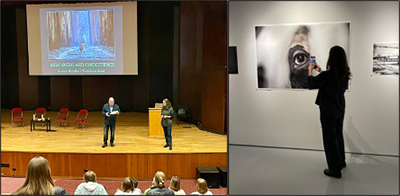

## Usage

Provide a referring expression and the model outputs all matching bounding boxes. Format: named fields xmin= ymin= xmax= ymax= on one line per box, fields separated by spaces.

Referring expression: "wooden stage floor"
xmin=1 ymin=109 xmax=227 ymax=179
xmin=1 ymin=109 xmax=227 ymax=153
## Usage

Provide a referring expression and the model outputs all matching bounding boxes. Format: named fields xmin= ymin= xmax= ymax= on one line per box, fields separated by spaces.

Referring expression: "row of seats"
xmin=11 ymin=108 xmax=89 ymax=129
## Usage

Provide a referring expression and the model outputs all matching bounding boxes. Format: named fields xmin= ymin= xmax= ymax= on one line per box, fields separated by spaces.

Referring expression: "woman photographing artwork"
xmin=308 ymin=45 xmax=351 ymax=179
xmin=161 ymin=98 xmax=174 ymax=150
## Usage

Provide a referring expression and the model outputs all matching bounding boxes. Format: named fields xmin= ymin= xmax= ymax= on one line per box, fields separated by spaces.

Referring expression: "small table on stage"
xmin=30 ymin=119 xmax=51 ymax=132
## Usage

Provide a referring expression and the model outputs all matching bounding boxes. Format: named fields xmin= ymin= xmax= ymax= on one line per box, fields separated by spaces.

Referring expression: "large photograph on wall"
xmin=372 ymin=42 xmax=399 ymax=76
xmin=255 ymin=22 xmax=350 ymax=89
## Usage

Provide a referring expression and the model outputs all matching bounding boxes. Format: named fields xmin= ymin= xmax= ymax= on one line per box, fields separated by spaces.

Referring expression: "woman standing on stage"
xmin=161 ymin=98 xmax=174 ymax=150
xmin=308 ymin=45 xmax=351 ymax=179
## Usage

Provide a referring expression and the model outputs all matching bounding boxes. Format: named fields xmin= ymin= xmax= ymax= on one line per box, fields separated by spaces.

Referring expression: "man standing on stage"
xmin=102 ymin=97 xmax=120 ymax=148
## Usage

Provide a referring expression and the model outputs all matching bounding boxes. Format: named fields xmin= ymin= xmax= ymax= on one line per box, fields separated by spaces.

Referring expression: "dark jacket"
xmin=55 ymin=186 xmax=69 ymax=195
xmin=308 ymin=70 xmax=348 ymax=117
xmin=146 ymin=186 xmax=175 ymax=195
xmin=161 ymin=107 xmax=174 ymax=127
xmin=102 ymin=103 xmax=120 ymax=125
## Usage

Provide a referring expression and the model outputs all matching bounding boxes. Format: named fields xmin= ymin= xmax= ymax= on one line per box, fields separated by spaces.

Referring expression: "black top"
xmin=308 ymin=70 xmax=348 ymax=117
xmin=55 ymin=186 xmax=69 ymax=195
xmin=102 ymin=103 xmax=120 ymax=125
xmin=146 ymin=186 xmax=175 ymax=195
xmin=161 ymin=107 xmax=174 ymax=127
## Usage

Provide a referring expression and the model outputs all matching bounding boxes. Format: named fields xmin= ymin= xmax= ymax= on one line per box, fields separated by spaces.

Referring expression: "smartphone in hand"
xmin=310 ymin=56 xmax=316 ymax=67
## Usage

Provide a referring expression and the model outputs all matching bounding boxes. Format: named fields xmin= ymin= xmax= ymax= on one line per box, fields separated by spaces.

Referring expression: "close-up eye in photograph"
xmin=287 ymin=25 xmax=310 ymax=88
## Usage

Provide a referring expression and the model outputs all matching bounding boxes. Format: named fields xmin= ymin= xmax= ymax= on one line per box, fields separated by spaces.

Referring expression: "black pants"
xmin=162 ymin=126 xmax=172 ymax=146
xmin=320 ymin=112 xmax=345 ymax=172
xmin=104 ymin=124 xmax=115 ymax=144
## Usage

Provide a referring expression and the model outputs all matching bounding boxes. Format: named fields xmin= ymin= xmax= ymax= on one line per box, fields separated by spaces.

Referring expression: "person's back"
xmin=146 ymin=186 xmax=175 ymax=195
xmin=74 ymin=181 xmax=108 ymax=195
xmin=190 ymin=190 xmax=213 ymax=195
xmin=170 ymin=188 xmax=185 ymax=195
xmin=115 ymin=177 xmax=141 ymax=195
xmin=55 ymin=186 xmax=69 ymax=195
xmin=308 ymin=45 xmax=351 ymax=178
xmin=133 ymin=188 xmax=141 ymax=195
xmin=115 ymin=189 xmax=141 ymax=195
xmin=74 ymin=170 xmax=108 ymax=195
xmin=12 ymin=156 xmax=69 ymax=195
xmin=312 ymin=70 xmax=348 ymax=117
xmin=190 ymin=178 xmax=213 ymax=195
xmin=308 ymin=45 xmax=350 ymax=118
xmin=169 ymin=176 xmax=185 ymax=195
xmin=146 ymin=171 xmax=174 ymax=195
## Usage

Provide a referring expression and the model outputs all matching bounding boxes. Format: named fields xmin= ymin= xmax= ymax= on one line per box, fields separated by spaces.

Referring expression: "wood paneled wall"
xmin=201 ymin=2 xmax=227 ymax=133
xmin=179 ymin=2 xmax=227 ymax=133
xmin=1 ymin=152 xmax=227 ymax=180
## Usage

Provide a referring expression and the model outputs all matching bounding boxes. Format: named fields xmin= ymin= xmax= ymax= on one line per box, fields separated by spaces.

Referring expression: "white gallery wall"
xmin=229 ymin=1 xmax=399 ymax=155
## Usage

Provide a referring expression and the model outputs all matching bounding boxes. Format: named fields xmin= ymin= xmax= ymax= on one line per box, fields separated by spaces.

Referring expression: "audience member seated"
xmin=191 ymin=178 xmax=213 ymax=195
xmin=168 ymin=176 xmax=186 ymax=195
xmin=114 ymin=177 xmax=141 ymax=195
xmin=74 ymin=170 xmax=108 ymax=195
xmin=146 ymin=171 xmax=175 ymax=195
xmin=12 ymin=156 xmax=68 ymax=195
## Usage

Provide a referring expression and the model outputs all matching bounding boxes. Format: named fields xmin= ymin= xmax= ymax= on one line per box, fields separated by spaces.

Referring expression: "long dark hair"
xmin=162 ymin=98 xmax=172 ymax=110
xmin=326 ymin=46 xmax=351 ymax=80
xmin=122 ymin=177 xmax=134 ymax=192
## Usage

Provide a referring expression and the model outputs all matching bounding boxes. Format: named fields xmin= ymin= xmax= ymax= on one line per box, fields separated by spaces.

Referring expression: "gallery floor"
xmin=229 ymin=145 xmax=399 ymax=195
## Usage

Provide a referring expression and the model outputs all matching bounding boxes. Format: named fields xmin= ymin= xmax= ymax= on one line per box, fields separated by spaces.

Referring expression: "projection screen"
xmin=26 ymin=2 xmax=137 ymax=75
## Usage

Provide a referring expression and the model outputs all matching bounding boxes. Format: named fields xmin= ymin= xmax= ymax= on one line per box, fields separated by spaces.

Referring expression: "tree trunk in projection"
xmin=103 ymin=10 xmax=114 ymax=47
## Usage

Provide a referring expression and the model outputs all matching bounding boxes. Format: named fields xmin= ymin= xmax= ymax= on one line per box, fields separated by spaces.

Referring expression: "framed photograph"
xmin=255 ymin=22 xmax=350 ymax=90
xmin=372 ymin=42 xmax=399 ymax=76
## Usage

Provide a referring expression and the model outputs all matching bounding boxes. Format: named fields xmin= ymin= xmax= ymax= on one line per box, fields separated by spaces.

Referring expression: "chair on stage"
xmin=56 ymin=108 xmax=69 ymax=128
xmin=11 ymin=108 xmax=24 ymax=128
xmin=34 ymin=108 xmax=46 ymax=118
xmin=74 ymin=109 xmax=88 ymax=129
xmin=34 ymin=108 xmax=47 ymax=127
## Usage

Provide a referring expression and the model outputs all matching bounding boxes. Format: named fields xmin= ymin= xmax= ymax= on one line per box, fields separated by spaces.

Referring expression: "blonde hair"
xmin=121 ymin=177 xmax=134 ymax=192
xmin=169 ymin=176 xmax=181 ymax=191
xmin=84 ymin=171 xmax=97 ymax=183
xmin=13 ymin=156 xmax=55 ymax=195
xmin=154 ymin=171 xmax=166 ymax=188
xmin=196 ymin=178 xmax=208 ymax=195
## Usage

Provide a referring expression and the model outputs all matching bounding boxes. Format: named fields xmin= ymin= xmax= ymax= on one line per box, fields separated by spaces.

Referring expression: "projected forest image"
xmin=47 ymin=10 xmax=115 ymax=61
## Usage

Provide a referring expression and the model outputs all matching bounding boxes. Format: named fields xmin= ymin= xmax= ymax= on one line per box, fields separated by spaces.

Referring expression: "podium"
xmin=148 ymin=108 xmax=164 ymax=138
